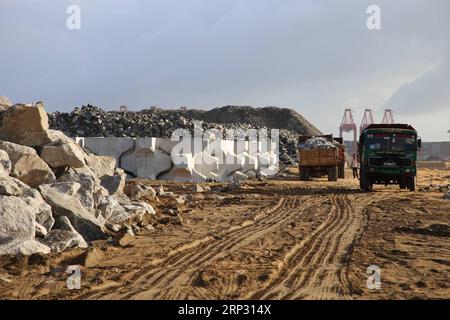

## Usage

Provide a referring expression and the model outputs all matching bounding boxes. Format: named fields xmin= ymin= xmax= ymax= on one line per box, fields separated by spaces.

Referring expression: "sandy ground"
xmin=0 ymin=168 xmax=449 ymax=300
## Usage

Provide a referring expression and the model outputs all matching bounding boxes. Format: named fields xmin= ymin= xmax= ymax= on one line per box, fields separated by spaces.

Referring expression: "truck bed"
xmin=298 ymin=149 xmax=339 ymax=167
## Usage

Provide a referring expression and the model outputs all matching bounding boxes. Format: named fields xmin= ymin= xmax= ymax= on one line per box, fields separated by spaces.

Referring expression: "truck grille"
xmin=369 ymin=156 xmax=412 ymax=167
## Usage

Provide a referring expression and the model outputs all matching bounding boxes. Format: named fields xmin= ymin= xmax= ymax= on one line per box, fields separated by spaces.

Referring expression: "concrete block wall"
xmin=78 ymin=137 xmax=279 ymax=182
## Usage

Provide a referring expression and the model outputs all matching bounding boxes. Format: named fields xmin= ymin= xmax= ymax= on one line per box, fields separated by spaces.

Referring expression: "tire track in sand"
xmin=83 ymin=188 xmax=318 ymax=299
xmin=250 ymin=192 xmax=370 ymax=300
xmin=138 ymin=196 xmax=309 ymax=300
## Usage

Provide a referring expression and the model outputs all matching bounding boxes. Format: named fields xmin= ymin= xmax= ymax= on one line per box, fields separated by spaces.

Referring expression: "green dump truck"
xmin=358 ymin=124 xmax=421 ymax=192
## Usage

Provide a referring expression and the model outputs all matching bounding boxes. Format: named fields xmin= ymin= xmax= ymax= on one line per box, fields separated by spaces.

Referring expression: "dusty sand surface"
xmin=0 ymin=168 xmax=449 ymax=300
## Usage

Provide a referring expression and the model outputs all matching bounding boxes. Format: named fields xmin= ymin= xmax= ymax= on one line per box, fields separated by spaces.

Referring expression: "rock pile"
xmin=48 ymin=105 xmax=321 ymax=166
xmin=0 ymin=100 xmax=158 ymax=256
xmin=419 ymin=184 xmax=450 ymax=193
xmin=298 ymin=136 xmax=339 ymax=150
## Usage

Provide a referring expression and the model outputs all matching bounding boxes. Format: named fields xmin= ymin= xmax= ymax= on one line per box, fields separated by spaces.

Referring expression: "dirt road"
xmin=0 ymin=168 xmax=449 ymax=299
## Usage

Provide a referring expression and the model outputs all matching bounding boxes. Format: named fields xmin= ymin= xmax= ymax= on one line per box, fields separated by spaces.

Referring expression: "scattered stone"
xmin=171 ymin=214 xmax=184 ymax=226
xmin=108 ymin=201 xmax=155 ymax=225
xmin=444 ymin=193 xmax=450 ymax=201
xmin=256 ymin=171 xmax=267 ymax=181
xmin=192 ymin=184 xmax=204 ymax=193
xmin=232 ymin=171 xmax=248 ymax=182
xmin=156 ymin=185 xmax=165 ymax=196
xmin=227 ymin=180 xmax=241 ymax=191
xmin=157 ymin=217 xmax=171 ymax=225
xmin=124 ymin=184 xmax=156 ymax=198
xmin=175 ymin=196 xmax=186 ymax=205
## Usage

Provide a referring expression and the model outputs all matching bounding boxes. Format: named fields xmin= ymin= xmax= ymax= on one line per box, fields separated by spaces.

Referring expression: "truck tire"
xmin=300 ymin=167 xmax=309 ymax=181
xmin=361 ymin=173 xmax=372 ymax=192
xmin=399 ymin=177 xmax=406 ymax=189
xmin=300 ymin=170 xmax=306 ymax=181
xmin=332 ymin=166 xmax=338 ymax=181
xmin=327 ymin=167 xmax=333 ymax=181
xmin=304 ymin=168 xmax=310 ymax=180
xmin=407 ymin=176 xmax=415 ymax=192
xmin=338 ymin=164 xmax=345 ymax=179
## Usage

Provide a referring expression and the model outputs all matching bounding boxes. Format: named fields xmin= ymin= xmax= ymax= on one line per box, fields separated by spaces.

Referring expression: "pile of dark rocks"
xmin=48 ymin=105 xmax=321 ymax=166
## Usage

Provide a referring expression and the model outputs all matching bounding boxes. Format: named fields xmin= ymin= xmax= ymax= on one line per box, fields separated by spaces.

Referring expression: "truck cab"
xmin=358 ymin=124 xmax=421 ymax=192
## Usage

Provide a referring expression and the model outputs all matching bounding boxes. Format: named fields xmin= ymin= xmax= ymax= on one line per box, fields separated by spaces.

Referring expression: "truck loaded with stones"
xmin=297 ymin=135 xmax=346 ymax=181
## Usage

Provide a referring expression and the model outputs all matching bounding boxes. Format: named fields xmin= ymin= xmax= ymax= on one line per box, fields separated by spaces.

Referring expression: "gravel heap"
xmin=48 ymin=105 xmax=322 ymax=166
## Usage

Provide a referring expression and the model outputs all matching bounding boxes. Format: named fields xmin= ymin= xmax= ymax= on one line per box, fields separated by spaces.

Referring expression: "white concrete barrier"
xmin=79 ymin=136 xmax=279 ymax=181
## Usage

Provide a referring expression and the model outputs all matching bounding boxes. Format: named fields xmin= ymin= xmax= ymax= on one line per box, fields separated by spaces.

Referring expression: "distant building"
xmin=119 ymin=105 xmax=129 ymax=112
xmin=419 ymin=142 xmax=450 ymax=161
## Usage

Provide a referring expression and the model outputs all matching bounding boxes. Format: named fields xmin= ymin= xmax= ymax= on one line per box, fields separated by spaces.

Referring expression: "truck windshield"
xmin=391 ymin=134 xmax=417 ymax=151
xmin=366 ymin=134 xmax=390 ymax=150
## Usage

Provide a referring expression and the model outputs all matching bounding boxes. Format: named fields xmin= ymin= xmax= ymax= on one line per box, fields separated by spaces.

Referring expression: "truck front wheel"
xmin=361 ymin=173 xmax=372 ymax=192
xmin=407 ymin=176 xmax=415 ymax=191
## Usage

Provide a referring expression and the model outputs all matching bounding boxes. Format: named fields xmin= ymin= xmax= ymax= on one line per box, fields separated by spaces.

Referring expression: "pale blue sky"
xmin=1 ymin=0 xmax=449 ymax=141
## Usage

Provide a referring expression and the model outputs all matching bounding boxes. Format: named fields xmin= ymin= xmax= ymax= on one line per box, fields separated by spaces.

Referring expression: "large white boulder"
xmin=42 ymin=216 xmax=88 ymax=253
xmin=22 ymin=194 xmax=55 ymax=233
xmin=58 ymin=167 xmax=103 ymax=211
xmin=0 ymin=196 xmax=36 ymax=244
xmin=0 ymin=102 xmax=52 ymax=147
xmin=84 ymin=153 xmax=116 ymax=178
xmin=39 ymin=184 xmax=106 ymax=241
xmin=100 ymin=169 xmax=126 ymax=195
xmin=0 ymin=240 xmax=50 ymax=256
xmin=40 ymin=139 xmax=86 ymax=169
xmin=0 ymin=141 xmax=56 ymax=188
xmin=97 ymin=196 xmax=155 ymax=225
